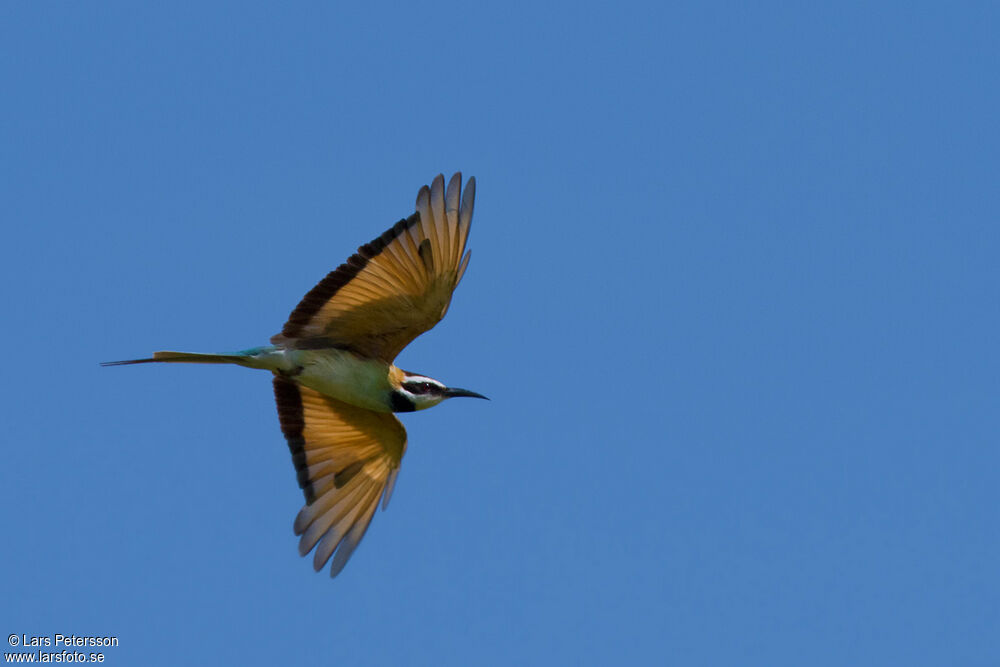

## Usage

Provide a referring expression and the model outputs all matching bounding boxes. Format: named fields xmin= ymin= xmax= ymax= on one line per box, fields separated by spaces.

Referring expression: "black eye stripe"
xmin=404 ymin=381 xmax=436 ymax=394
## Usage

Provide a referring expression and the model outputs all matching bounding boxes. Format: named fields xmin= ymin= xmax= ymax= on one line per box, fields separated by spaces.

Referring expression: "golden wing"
xmin=272 ymin=172 xmax=476 ymax=362
xmin=274 ymin=377 xmax=407 ymax=577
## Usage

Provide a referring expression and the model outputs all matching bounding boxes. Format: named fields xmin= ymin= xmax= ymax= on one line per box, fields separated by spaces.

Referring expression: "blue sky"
xmin=2 ymin=2 xmax=998 ymax=665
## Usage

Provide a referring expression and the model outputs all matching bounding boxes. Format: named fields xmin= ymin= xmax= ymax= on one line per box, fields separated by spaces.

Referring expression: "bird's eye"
xmin=404 ymin=381 xmax=434 ymax=394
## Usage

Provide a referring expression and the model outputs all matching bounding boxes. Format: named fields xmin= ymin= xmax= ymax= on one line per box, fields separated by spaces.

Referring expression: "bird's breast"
xmin=289 ymin=348 xmax=395 ymax=412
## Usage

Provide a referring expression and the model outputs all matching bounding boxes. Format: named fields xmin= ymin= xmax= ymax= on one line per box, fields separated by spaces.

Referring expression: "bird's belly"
xmin=291 ymin=349 xmax=393 ymax=412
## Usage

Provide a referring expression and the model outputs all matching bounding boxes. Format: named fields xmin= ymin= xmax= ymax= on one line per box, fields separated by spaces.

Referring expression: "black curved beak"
xmin=444 ymin=387 xmax=489 ymax=400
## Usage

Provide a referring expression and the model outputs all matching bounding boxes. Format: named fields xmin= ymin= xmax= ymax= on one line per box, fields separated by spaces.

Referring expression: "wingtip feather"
xmin=460 ymin=176 xmax=476 ymax=229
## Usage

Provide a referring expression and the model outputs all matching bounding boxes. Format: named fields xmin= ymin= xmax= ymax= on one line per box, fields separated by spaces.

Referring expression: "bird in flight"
xmin=104 ymin=173 xmax=487 ymax=577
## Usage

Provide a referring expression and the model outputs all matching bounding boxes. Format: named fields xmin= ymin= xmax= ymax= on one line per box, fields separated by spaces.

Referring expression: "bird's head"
xmin=390 ymin=371 xmax=489 ymax=412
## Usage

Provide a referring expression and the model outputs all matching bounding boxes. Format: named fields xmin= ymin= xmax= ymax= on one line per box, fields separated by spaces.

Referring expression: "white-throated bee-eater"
xmin=104 ymin=173 xmax=487 ymax=578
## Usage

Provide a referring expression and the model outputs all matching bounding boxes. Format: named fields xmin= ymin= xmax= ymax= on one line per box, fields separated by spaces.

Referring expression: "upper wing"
xmin=272 ymin=172 xmax=476 ymax=362
xmin=274 ymin=377 xmax=407 ymax=577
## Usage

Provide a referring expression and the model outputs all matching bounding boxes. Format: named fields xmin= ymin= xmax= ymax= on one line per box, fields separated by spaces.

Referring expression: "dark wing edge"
xmin=273 ymin=212 xmax=422 ymax=343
